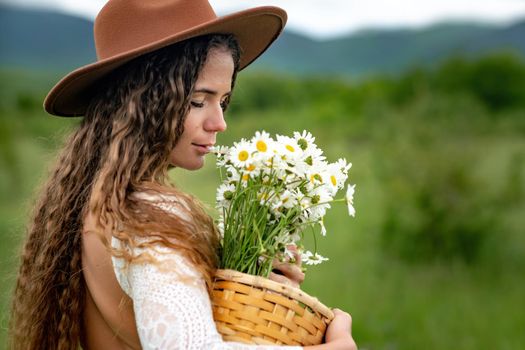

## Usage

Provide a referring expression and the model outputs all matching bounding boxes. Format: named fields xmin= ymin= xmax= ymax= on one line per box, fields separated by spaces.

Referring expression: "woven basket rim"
xmin=214 ymin=268 xmax=335 ymax=320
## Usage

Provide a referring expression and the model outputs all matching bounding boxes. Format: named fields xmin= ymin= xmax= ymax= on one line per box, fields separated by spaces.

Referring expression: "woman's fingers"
xmin=269 ymin=244 xmax=305 ymax=287
xmin=268 ymin=271 xmax=300 ymax=288
xmin=272 ymin=260 xmax=305 ymax=286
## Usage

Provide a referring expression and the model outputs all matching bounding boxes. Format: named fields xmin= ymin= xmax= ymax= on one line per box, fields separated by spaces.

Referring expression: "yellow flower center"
xmin=331 ymin=175 xmax=337 ymax=186
xmin=238 ymin=150 xmax=249 ymax=162
xmin=246 ymin=164 xmax=256 ymax=172
xmin=285 ymin=144 xmax=295 ymax=152
xmin=256 ymin=140 xmax=267 ymax=152
xmin=242 ymin=174 xmax=249 ymax=181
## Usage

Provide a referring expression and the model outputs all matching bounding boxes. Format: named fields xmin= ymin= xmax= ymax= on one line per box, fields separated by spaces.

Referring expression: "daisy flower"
xmin=301 ymin=251 xmax=329 ymax=265
xmin=216 ymin=183 xmax=236 ymax=208
xmin=224 ymin=165 xmax=240 ymax=184
xmin=305 ymin=166 xmax=326 ymax=193
xmin=229 ymin=138 xmax=254 ymax=168
xmin=251 ymin=130 xmax=274 ymax=155
xmin=334 ymin=158 xmax=352 ymax=175
xmin=273 ymin=189 xmax=299 ymax=211
xmin=294 ymin=131 xmax=325 ymax=164
xmin=276 ymin=135 xmax=302 ymax=161
xmin=309 ymin=202 xmax=330 ymax=223
xmin=244 ymin=162 xmax=261 ymax=179
xmin=212 ymin=145 xmax=230 ymax=167
xmin=293 ymin=130 xmax=316 ymax=150
xmin=323 ymin=160 xmax=349 ymax=195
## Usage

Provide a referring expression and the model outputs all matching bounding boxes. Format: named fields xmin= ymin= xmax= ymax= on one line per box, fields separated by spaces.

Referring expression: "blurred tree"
xmin=378 ymin=144 xmax=498 ymax=263
xmin=468 ymin=54 xmax=525 ymax=111
xmin=16 ymin=92 xmax=41 ymax=112
xmin=0 ymin=111 xmax=20 ymax=194
xmin=433 ymin=54 xmax=525 ymax=112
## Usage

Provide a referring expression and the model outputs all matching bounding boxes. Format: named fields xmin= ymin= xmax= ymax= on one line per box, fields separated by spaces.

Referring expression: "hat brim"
xmin=44 ymin=6 xmax=286 ymax=117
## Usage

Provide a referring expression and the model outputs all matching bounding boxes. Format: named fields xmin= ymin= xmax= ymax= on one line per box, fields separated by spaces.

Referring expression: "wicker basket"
xmin=211 ymin=269 xmax=334 ymax=346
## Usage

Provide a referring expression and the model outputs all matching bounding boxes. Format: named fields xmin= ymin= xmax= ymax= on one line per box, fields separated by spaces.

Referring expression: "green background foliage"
xmin=1 ymin=54 xmax=524 ymax=349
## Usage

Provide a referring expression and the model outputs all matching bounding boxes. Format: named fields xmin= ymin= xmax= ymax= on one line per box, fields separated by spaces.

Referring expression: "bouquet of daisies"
xmin=213 ymin=130 xmax=355 ymax=278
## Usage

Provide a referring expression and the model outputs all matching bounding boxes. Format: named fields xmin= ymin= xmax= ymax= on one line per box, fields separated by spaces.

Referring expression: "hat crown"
xmin=45 ymin=1 xmax=286 ymax=116
xmin=94 ymin=0 xmax=217 ymax=60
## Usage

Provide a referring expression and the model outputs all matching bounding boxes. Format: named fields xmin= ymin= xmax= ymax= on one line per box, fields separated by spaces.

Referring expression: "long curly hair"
xmin=9 ymin=34 xmax=241 ymax=350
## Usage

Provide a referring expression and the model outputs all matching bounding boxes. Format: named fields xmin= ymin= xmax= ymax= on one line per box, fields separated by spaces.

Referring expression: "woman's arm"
xmin=116 ymin=195 xmax=356 ymax=349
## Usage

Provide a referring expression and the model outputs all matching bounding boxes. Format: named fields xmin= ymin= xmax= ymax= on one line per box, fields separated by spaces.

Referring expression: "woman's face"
xmin=169 ymin=47 xmax=234 ymax=170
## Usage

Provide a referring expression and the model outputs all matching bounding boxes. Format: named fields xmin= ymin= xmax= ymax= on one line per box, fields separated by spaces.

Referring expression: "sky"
xmin=4 ymin=0 xmax=525 ymax=38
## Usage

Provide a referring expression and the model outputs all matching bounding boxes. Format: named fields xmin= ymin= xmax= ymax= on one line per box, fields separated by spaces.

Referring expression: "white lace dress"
xmin=111 ymin=194 xmax=303 ymax=350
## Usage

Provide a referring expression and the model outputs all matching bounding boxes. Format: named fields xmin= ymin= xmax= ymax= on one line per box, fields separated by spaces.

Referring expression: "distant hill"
xmin=256 ymin=22 xmax=525 ymax=76
xmin=1 ymin=5 xmax=525 ymax=77
xmin=0 ymin=5 xmax=95 ymax=70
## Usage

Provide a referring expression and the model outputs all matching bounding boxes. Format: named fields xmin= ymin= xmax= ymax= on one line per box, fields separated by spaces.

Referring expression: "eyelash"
xmin=190 ymin=101 xmax=204 ymax=108
xmin=220 ymin=100 xmax=229 ymax=112
xmin=190 ymin=100 xmax=229 ymax=112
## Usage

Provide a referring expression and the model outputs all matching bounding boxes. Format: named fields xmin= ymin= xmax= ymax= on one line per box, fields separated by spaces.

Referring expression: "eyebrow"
xmin=194 ymin=88 xmax=231 ymax=97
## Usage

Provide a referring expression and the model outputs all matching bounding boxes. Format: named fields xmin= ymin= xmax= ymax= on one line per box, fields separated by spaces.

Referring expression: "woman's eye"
xmin=191 ymin=101 xmax=204 ymax=108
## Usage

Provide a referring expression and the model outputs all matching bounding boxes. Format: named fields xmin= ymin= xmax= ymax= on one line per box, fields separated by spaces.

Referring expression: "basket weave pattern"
xmin=212 ymin=269 xmax=334 ymax=346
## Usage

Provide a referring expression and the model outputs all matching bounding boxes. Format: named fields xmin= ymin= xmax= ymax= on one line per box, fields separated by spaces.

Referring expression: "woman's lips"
xmin=192 ymin=143 xmax=213 ymax=154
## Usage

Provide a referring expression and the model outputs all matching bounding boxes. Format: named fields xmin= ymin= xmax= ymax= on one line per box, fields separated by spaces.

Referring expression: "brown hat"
xmin=44 ymin=0 xmax=287 ymax=117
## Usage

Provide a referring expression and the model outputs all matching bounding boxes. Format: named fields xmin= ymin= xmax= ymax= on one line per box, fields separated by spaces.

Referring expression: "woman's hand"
xmin=268 ymin=245 xmax=305 ymax=288
xmin=268 ymin=247 xmax=357 ymax=349
xmin=306 ymin=309 xmax=357 ymax=350
xmin=324 ymin=309 xmax=357 ymax=349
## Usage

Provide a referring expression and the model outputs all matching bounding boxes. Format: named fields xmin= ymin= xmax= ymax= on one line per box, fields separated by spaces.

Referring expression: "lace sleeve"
xmin=112 ymin=242 xmax=303 ymax=350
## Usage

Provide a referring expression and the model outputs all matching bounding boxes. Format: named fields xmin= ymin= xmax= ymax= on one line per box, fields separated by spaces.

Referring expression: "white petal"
xmin=346 ymin=184 xmax=356 ymax=217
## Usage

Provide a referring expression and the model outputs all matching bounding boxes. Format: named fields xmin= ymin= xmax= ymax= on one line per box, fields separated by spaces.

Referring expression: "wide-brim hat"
xmin=44 ymin=0 xmax=287 ymax=117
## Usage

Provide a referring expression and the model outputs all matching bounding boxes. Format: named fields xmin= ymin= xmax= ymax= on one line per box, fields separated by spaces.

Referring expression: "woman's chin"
xmin=178 ymin=158 xmax=205 ymax=171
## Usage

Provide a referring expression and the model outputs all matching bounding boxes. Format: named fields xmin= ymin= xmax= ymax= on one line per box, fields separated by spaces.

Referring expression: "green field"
xmin=1 ymin=54 xmax=524 ymax=349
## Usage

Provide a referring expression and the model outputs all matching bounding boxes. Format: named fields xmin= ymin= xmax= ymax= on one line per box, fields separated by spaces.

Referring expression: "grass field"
xmin=1 ymin=58 xmax=524 ymax=349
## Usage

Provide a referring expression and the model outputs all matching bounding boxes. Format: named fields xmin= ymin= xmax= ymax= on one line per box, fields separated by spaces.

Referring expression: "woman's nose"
xmin=205 ymin=105 xmax=227 ymax=132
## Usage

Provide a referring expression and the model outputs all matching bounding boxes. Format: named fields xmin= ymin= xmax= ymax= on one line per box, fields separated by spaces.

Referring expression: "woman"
xmin=9 ymin=0 xmax=357 ymax=349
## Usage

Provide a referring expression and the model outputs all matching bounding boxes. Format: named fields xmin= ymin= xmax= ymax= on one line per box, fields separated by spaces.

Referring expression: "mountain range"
xmin=1 ymin=4 xmax=525 ymax=77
